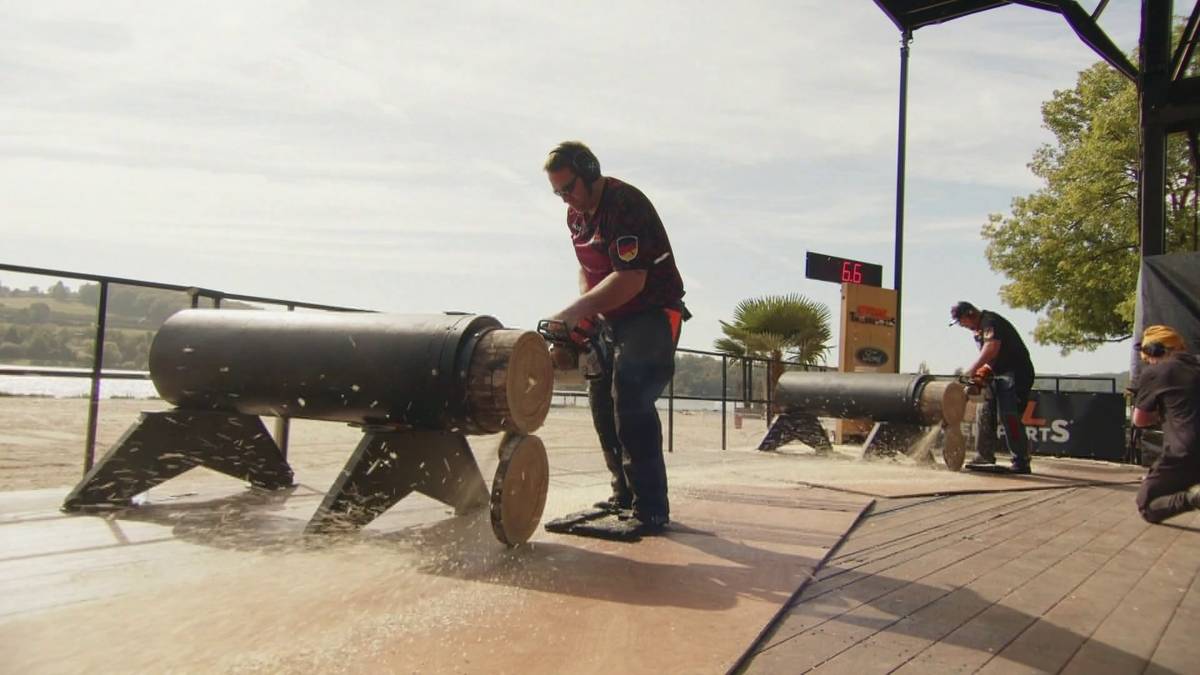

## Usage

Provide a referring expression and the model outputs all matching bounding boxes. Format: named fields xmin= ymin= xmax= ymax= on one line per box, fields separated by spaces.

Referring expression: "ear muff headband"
xmin=573 ymin=150 xmax=600 ymax=183
xmin=553 ymin=146 xmax=600 ymax=184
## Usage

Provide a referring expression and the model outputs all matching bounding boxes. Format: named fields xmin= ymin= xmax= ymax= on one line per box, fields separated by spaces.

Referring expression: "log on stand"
xmin=762 ymin=372 xmax=969 ymax=470
xmin=64 ymin=310 xmax=556 ymax=546
xmin=463 ymin=328 xmax=554 ymax=435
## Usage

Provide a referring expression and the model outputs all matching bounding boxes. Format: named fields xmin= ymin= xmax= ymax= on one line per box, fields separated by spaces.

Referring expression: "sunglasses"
xmin=1135 ymin=341 xmax=1168 ymax=357
xmin=553 ymin=176 xmax=578 ymax=198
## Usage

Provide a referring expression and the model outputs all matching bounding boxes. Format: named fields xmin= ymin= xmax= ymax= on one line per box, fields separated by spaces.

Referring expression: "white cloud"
xmin=1 ymin=1 xmax=1144 ymax=374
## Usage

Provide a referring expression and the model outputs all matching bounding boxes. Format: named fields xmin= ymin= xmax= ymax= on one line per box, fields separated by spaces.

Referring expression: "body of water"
xmin=0 ymin=374 xmax=160 ymax=399
xmin=1 ymin=376 xmax=737 ymax=411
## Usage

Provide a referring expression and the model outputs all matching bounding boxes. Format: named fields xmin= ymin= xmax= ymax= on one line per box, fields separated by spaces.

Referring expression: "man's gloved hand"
xmin=537 ymin=317 xmax=597 ymax=350
xmin=972 ymin=364 xmax=994 ymax=387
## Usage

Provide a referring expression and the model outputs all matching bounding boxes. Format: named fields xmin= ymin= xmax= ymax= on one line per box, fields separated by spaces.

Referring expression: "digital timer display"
xmin=805 ymin=251 xmax=883 ymax=287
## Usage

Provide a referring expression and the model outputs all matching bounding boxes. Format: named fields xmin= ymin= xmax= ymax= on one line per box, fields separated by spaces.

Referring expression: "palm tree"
xmin=714 ymin=294 xmax=832 ymax=412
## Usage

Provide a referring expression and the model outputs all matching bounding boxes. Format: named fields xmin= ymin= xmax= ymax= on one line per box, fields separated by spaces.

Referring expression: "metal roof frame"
xmin=871 ymin=0 xmax=1200 ymax=364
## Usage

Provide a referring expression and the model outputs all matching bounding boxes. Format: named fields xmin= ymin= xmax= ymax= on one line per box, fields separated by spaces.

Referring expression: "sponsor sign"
xmin=849 ymin=304 xmax=896 ymax=327
xmin=1020 ymin=391 xmax=1126 ymax=460
xmin=855 ymin=346 xmax=889 ymax=366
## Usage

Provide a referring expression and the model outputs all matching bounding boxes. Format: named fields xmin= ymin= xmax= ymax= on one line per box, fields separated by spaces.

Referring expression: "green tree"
xmin=78 ymin=283 xmax=100 ymax=307
xmin=713 ymin=294 xmax=832 ymax=406
xmin=672 ymin=353 xmax=727 ymax=398
xmin=983 ymin=60 xmax=1195 ymax=352
xmin=49 ymin=280 xmax=70 ymax=302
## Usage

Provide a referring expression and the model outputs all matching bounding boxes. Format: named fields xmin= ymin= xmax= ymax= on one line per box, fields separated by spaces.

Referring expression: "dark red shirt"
xmin=566 ymin=177 xmax=684 ymax=319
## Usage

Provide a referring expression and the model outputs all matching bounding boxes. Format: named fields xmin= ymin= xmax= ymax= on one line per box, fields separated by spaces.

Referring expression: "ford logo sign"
xmin=856 ymin=347 xmax=889 ymax=366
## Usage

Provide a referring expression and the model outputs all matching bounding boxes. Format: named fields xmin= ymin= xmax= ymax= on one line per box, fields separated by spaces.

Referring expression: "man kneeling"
xmin=1132 ymin=325 xmax=1200 ymax=523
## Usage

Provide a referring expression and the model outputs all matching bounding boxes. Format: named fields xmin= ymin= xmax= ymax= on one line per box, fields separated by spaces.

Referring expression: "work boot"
xmin=593 ymin=495 xmax=632 ymax=514
xmin=1009 ymin=457 xmax=1032 ymax=475
xmin=1187 ymin=484 xmax=1200 ymax=509
xmin=630 ymin=512 xmax=669 ymax=536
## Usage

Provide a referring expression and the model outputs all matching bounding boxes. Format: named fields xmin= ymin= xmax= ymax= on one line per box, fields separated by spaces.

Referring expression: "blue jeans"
xmin=996 ymin=374 xmax=1032 ymax=461
xmin=587 ymin=308 xmax=677 ymax=519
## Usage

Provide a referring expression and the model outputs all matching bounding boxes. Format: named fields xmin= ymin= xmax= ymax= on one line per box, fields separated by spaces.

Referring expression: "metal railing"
xmin=0 ymin=261 xmax=1124 ymax=477
xmin=552 ymin=364 xmax=1119 ymax=453
xmin=552 ymin=347 xmax=833 ymax=453
xmin=0 ymin=262 xmax=369 ymax=474
xmin=1032 ymin=375 xmax=1119 ymax=393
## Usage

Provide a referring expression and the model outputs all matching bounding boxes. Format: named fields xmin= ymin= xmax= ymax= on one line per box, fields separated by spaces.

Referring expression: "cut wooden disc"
xmin=942 ymin=424 xmax=966 ymax=472
xmin=490 ymin=433 xmax=550 ymax=547
xmin=939 ymin=381 xmax=968 ymax=426
xmin=466 ymin=329 xmax=554 ymax=434
xmin=917 ymin=380 xmax=968 ymax=427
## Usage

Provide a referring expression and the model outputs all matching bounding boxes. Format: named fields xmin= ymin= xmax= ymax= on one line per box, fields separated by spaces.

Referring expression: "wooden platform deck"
xmin=0 ymin=422 xmax=1194 ymax=673
xmin=740 ymin=484 xmax=1200 ymax=675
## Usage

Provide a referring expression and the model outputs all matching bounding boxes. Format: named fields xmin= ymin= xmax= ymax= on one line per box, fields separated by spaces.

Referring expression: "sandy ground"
xmin=0 ymin=396 xmax=776 ymax=492
xmin=1 ymin=397 xmax=871 ymax=674
xmin=0 ymin=397 xmax=1151 ymax=674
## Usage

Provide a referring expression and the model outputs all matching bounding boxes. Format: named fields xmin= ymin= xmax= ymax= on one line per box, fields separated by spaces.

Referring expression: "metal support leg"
xmin=62 ymin=409 xmax=294 ymax=511
xmin=306 ymin=429 xmax=490 ymax=533
xmin=757 ymin=412 xmax=833 ymax=454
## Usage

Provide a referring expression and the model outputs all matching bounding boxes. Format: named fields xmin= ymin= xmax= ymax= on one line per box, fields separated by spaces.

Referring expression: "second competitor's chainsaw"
xmin=537 ymin=317 xmax=606 ymax=379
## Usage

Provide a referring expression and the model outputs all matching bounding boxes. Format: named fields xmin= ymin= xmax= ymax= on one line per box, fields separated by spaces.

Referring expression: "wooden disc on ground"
xmin=939 ymin=381 xmax=968 ymax=426
xmin=490 ymin=433 xmax=550 ymax=546
xmin=942 ymin=424 xmax=966 ymax=471
xmin=466 ymin=329 xmax=554 ymax=434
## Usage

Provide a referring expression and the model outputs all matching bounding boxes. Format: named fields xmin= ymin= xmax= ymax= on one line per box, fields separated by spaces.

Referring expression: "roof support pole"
xmin=894 ymin=29 xmax=912 ymax=369
xmin=1140 ymin=0 xmax=1172 ymax=257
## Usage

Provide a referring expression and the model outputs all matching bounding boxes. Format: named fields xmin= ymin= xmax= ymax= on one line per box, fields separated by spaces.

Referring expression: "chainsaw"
xmin=957 ymin=363 xmax=994 ymax=395
xmin=537 ymin=317 xmax=605 ymax=379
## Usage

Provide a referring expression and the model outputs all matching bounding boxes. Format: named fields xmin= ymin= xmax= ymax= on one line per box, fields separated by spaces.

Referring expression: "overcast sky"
xmin=2 ymin=2 xmax=1144 ymax=375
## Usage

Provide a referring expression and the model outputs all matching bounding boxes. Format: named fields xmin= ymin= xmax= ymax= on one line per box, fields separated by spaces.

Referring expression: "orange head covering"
xmin=1139 ymin=325 xmax=1187 ymax=360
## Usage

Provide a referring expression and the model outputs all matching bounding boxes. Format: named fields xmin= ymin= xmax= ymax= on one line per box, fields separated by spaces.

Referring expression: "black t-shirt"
xmin=567 ymin=177 xmax=685 ymax=319
xmin=1134 ymin=352 xmax=1200 ymax=461
xmin=975 ymin=310 xmax=1034 ymax=382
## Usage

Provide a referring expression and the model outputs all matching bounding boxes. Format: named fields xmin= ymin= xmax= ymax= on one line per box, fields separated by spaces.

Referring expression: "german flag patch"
xmin=616 ymin=236 xmax=639 ymax=262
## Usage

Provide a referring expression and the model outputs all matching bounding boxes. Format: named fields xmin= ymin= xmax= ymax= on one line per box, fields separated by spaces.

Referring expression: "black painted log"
xmin=149 ymin=309 xmax=552 ymax=434
xmin=775 ymin=372 xmax=966 ymax=426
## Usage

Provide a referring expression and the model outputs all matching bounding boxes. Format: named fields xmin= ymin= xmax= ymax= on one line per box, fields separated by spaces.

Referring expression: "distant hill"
xmin=0 ymin=281 xmax=256 ymax=369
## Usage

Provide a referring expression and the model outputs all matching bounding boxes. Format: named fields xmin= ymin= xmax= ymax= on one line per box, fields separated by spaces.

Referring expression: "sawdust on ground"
xmin=0 ymin=396 xmax=775 ymax=492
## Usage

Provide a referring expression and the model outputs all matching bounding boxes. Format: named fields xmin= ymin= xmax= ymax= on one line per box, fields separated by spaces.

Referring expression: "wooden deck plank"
xmin=1144 ymin=520 xmax=1200 ymax=675
xmin=787 ymin=457 xmax=1143 ymax=499
xmin=814 ymin=493 xmax=1046 ymax=590
xmin=974 ymin=505 xmax=1186 ymax=674
xmin=810 ymin=489 xmax=1112 ymax=594
xmin=743 ymin=487 xmax=1127 ymax=673
xmin=1063 ymin=511 xmax=1200 ymax=675
xmin=888 ymin=488 xmax=1155 ymax=674
xmin=795 ymin=489 xmax=1134 ymax=674
xmin=822 ymin=492 xmax=1031 ymax=565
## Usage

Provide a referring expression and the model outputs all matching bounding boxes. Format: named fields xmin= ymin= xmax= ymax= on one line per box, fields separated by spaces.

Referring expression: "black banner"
xmin=1026 ymin=391 xmax=1126 ymax=461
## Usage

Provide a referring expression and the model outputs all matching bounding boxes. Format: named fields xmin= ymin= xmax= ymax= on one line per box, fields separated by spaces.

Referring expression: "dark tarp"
xmin=1132 ymin=251 xmax=1200 ymax=380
